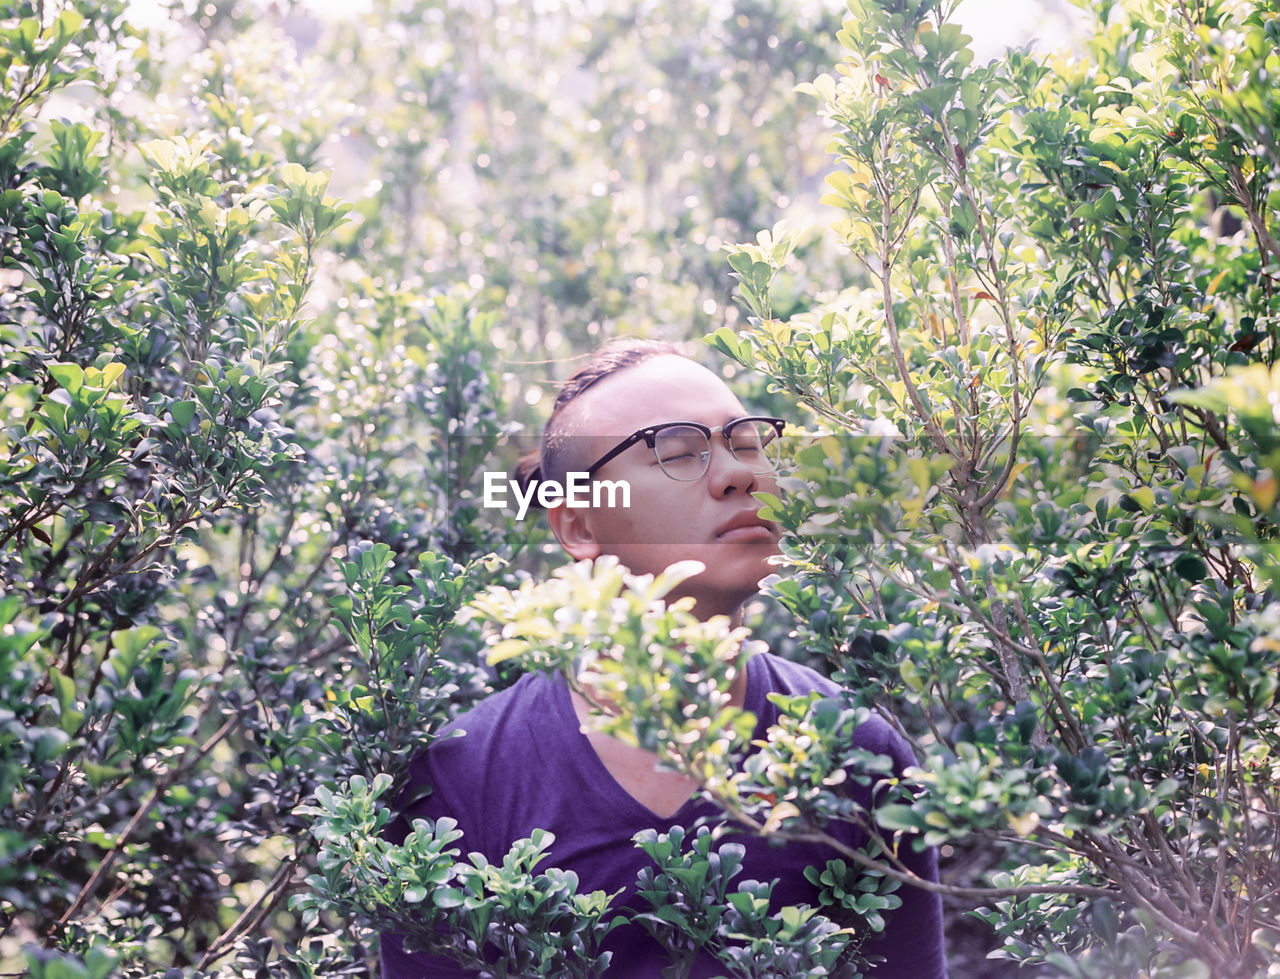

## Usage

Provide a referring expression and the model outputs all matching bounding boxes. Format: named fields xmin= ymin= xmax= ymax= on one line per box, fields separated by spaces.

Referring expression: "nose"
xmin=705 ymin=438 xmax=759 ymax=498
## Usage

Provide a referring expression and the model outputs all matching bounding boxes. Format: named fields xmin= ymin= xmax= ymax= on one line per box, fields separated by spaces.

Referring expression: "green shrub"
xmin=710 ymin=0 xmax=1280 ymax=974
xmin=8 ymin=0 xmax=1278 ymax=975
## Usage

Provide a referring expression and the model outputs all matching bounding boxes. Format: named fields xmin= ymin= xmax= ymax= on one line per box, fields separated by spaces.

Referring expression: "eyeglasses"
xmin=585 ymin=416 xmax=786 ymax=482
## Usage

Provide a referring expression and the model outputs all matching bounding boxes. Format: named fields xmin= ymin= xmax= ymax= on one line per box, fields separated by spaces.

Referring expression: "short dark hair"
xmin=513 ymin=338 xmax=682 ymax=504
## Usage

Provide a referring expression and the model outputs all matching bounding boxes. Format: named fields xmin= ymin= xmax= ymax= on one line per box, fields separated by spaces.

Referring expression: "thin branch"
xmin=195 ymin=856 xmax=300 ymax=970
xmin=48 ymin=714 xmax=239 ymax=941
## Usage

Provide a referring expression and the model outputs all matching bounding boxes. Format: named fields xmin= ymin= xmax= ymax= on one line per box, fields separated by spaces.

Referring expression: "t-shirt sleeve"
xmin=862 ymin=833 xmax=947 ymax=978
xmin=380 ymin=930 xmax=473 ymax=978
xmin=379 ymin=748 xmax=477 ymax=977
xmin=753 ymin=654 xmax=949 ymax=977
xmin=857 ymin=718 xmax=949 ymax=979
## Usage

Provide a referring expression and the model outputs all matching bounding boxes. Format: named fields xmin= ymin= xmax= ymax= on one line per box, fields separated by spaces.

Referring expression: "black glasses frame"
xmin=584 ymin=416 xmax=786 ymax=481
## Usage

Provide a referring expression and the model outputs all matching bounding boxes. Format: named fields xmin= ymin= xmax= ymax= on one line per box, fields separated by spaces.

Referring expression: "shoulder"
xmin=748 ymin=652 xmax=918 ymax=773
xmin=399 ymin=672 xmax=565 ymax=803
xmin=749 ymin=651 xmax=843 ymax=699
xmin=440 ymin=670 xmax=558 ymax=736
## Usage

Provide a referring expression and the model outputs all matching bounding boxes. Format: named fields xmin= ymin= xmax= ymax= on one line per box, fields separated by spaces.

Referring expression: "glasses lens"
xmin=729 ymin=420 xmax=782 ymax=473
xmin=653 ymin=426 xmax=711 ymax=480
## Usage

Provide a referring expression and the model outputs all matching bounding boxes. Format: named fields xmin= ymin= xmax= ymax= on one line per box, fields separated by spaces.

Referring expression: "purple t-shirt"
xmin=381 ymin=653 xmax=947 ymax=977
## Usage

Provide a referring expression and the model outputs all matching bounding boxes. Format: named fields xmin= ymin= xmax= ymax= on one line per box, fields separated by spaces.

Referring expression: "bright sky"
xmin=952 ymin=0 xmax=1088 ymax=59
xmin=289 ymin=0 xmax=1086 ymax=57
xmin=132 ymin=0 xmax=1087 ymax=58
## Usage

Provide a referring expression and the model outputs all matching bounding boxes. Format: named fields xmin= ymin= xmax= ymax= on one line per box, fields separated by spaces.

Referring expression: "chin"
xmin=698 ymin=574 xmax=772 ymax=614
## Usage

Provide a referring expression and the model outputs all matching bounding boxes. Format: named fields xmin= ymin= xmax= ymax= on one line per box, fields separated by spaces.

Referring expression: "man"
xmin=382 ymin=341 xmax=947 ymax=976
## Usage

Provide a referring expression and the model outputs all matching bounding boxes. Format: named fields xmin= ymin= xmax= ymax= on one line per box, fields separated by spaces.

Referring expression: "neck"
xmin=686 ymin=597 xmax=749 ymax=707
xmin=571 ymin=650 xmax=751 ymax=716
xmin=726 ymin=655 xmax=749 ymax=708
xmin=686 ymin=592 xmax=748 ymax=627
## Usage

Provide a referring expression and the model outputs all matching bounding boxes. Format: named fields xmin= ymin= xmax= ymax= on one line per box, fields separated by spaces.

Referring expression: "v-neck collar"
xmin=548 ymin=656 xmax=765 ymax=824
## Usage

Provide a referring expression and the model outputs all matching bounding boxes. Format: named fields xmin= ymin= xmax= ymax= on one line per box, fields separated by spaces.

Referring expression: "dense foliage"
xmin=2 ymin=0 xmax=1277 ymax=976
xmin=713 ymin=0 xmax=1280 ymax=974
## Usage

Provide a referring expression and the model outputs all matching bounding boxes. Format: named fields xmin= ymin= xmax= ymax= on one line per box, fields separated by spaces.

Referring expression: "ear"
xmin=547 ymin=502 xmax=602 ymax=560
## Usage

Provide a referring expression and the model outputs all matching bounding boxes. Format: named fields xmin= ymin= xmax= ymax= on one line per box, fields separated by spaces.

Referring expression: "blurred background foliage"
xmin=2 ymin=0 xmax=1276 ymax=975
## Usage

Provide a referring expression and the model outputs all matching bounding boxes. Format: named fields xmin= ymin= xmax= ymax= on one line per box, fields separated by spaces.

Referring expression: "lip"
xmin=714 ymin=511 xmax=777 ymax=541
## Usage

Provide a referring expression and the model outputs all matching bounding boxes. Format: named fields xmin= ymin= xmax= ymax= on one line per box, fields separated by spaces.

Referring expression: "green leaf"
xmin=169 ymin=400 xmax=198 ymax=427
xmin=1173 ymin=554 xmax=1207 ymax=582
xmin=48 ymin=362 xmax=84 ymax=394
xmin=874 ymin=804 xmax=924 ymax=832
xmin=434 ymin=886 xmax=464 ymax=908
xmin=51 ymin=670 xmax=76 ymax=716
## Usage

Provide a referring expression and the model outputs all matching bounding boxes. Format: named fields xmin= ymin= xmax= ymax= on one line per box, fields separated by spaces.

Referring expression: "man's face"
xmin=550 ymin=355 xmax=782 ymax=619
